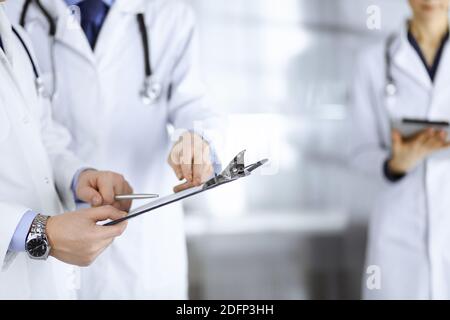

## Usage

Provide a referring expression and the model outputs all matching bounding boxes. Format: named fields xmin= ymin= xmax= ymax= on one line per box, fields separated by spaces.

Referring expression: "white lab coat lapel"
xmin=432 ymin=34 xmax=450 ymax=105
xmin=0 ymin=8 xmax=33 ymax=110
xmin=93 ymin=0 xmax=146 ymax=63
xmin=392 ymin=23 xmax=433 ymax=91
xmin=38 ymin=0 xmax=96 ymax=66
xmin=0 ymin=6 xmax=15 ymax=65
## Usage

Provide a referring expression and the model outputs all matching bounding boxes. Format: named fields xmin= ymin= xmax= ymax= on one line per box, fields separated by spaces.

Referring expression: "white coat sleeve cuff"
xmin=0 ymin=203 xmax=31 ymax=271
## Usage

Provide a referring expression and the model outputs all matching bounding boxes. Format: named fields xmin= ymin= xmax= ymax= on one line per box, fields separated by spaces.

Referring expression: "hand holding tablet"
xmin=392 ymin=118 xmax=450 ymax=139
xmin=388 ymin=118 xmax=450 ymax=175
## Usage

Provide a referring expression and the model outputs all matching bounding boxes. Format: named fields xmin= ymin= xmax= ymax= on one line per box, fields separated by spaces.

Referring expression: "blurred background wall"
xmin=183 ymin=0 xmax=412 ymax=299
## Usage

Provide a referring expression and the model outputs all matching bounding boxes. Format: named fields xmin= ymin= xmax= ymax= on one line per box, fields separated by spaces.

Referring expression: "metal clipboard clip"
xmin=203 ymin=150 xmax=269 ymax=190
xmin=104 ymin=150 xmax=268 ymax=225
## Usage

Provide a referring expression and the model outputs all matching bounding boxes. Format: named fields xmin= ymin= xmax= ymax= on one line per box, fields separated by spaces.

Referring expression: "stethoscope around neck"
xmin=11 ymin=26 xmax=46 ymax=98
xmin=384 ymin=33 xmax=398 ymax=101
xmin=19 ymin=0 xmax=162 ymax=106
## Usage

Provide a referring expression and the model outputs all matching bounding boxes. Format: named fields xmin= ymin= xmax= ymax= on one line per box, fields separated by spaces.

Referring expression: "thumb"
xmin=391 ymin=130 xmax=402 ymax=146
xmin=87 ymin=206 xmax=127 ymax=222
xmin=77 ymin=186 xmax=103 ymax=207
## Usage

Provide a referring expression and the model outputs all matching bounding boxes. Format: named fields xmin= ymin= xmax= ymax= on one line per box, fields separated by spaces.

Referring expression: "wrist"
xmin=25 ymin=214 xmax=51 ymax=260
xmin=387 ymin=158 xmax=409 ymax=175
xmin=46 ymin=216 xmax=55 ymax=249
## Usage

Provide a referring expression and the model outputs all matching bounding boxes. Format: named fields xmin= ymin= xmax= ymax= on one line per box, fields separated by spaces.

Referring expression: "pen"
xmin=115 ymin=194 xmax=159 ymax=201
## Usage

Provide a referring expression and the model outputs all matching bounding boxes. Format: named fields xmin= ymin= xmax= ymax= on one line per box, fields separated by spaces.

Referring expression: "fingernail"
xmin=92 ymin=196 xmax=101 ymax=206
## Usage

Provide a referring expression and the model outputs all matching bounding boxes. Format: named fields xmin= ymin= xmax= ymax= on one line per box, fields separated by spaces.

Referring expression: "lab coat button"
xmin=22 ymin=116 xmax=29 ymax=124
xmin=44 ymin=177 xmax=50 ymax=184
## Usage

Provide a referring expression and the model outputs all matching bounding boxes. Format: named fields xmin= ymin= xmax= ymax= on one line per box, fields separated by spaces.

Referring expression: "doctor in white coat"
xmin=0 ymin=1 xmax=133 ymax=299
xmin=6 ymin=0 xmax=222 ymax=299
xmin=351 ymin=0 xmax=450 ymax=299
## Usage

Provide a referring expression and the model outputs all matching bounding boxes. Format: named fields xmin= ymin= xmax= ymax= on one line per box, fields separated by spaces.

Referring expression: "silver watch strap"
xmin=29 ymin=214 xmax=49 ymax=236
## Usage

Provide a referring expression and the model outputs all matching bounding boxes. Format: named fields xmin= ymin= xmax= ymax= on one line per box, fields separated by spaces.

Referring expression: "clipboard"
xmin=105 ymin=150 xmax=269 ymax=226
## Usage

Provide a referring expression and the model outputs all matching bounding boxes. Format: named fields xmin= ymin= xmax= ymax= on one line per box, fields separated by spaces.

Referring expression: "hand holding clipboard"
xmin=105 ymin=150 xmax=269 ymax=226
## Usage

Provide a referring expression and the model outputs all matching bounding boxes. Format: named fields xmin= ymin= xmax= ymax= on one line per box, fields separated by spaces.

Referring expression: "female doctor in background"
xmin=352 ymin=0 xmax=450 ymax=299
xmin=6 ymin=0 xmax=222 ymax=299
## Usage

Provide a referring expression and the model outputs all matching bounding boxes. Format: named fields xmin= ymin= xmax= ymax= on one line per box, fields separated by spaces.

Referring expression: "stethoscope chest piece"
xmin=384 ymin=80 xmax=398 ymax=109
xmin=385 ymin=82 xmax=397 ymax=98
xmin=35 ymin=76 xmax=46 ymax=97
xmin=35 ymin=76 xmax=56 ymax=100
xmin=140 ymin=76 xmax=162 ymax=105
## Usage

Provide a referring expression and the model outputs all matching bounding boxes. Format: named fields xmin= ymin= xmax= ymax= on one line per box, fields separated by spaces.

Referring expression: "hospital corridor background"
xmin=183 ymin=0 xmax=410 ymax=300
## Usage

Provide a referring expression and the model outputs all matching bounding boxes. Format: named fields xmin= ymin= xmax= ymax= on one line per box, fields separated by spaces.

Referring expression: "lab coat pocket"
xmin=0 ymin=103 xmax=11 ymax=143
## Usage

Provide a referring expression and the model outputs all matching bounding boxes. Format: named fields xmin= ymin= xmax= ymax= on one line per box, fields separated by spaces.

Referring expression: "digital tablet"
xmin=392 ymin=118 xmax=450 ymax=138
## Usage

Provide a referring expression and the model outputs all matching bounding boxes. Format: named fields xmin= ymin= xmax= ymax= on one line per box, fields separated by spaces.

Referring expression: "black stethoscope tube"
xmin=20 ymin=0 xmax=57 ymax=37
xmin=385 ymin=34 xmax=397 ymax=97
xmin=12 ymin=27 xmax=40 ymax=80
xmin=137 ymin=13 xmax=152 ymax=78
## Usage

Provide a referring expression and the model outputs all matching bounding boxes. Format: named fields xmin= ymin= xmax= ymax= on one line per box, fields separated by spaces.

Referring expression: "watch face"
xmin=26 ymin=237 xmax=48 ymax=258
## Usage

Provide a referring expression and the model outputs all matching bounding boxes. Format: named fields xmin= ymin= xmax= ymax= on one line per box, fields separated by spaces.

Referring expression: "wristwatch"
xmin=26 ymin=214 xmax=51 ymax=260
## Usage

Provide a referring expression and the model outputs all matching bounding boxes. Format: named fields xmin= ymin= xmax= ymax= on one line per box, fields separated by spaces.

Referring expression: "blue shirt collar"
xmin=65 ymin=0 xmax=115 ymax=6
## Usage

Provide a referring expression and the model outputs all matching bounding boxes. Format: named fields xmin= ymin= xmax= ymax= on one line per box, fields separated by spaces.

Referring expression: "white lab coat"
xmin=6 ymin=0 xmax=222 ymax=299
xmin=0 ymin=5 xmax=84 ymax=299
xmin=351 ymin=23 xmax=450 ymax=299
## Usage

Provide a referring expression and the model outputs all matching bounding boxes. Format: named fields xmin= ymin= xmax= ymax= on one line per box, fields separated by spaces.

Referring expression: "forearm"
xmin=383 ymin=158 xmax=407 ymax=183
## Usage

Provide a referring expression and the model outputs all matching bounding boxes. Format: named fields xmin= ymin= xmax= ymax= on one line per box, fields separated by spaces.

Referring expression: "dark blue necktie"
xmin=78 ymin=0 xmax=110 ymax=49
